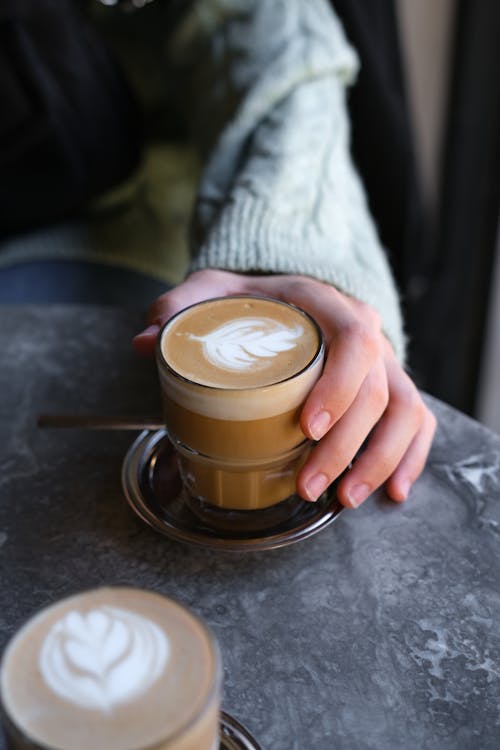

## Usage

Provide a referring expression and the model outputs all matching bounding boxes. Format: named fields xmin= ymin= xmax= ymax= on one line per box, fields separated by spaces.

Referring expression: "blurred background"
xmin=0 ymin=0 xmax=499 ymax=432
xmin=396 ymin=0 xmax=500 ymax=433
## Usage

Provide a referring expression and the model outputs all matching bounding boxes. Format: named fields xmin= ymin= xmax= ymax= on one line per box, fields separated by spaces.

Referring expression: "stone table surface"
xmin=1 ymin=305 xmax=500 ymax=750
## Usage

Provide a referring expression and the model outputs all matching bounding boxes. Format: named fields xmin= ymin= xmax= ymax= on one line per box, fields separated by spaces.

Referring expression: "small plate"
xmin=121 ymin=430 xmax=343 ymax=552
xmin=220 ymin=711 xmax=262 ymax=749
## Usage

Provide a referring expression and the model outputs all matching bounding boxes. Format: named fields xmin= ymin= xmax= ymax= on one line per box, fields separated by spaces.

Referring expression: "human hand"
xmin=133 ymin=269 xmax=436 ymax=509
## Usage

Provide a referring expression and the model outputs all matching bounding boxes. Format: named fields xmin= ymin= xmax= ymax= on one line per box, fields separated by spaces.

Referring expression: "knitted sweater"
xmin=172 ymin=0 xmax=405 ymax=361
xmin=0 ymin=0 xmax=405 ymax=360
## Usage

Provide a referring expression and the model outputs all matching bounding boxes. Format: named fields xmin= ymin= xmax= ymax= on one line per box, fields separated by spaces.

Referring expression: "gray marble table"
xmin=1 ymin=305 xmax=500 ymax=750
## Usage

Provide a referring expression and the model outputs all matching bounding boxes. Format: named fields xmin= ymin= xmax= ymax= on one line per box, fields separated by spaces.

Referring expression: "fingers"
xmin=132 ymin=270 xmax=247 ymax=356
xmin=299 ymin=298 xmax=382 ymax=441
xmin=281 ymin=280 xmax=437 ymax=508
xmin=296 ymin=359 xmax=389 ymax=501
xmin=384 ymin=405 xmax=437 ymax=501
xmin=335 ymin=379 xmax=429 ymax=508
xmin=132 ymin=324 xmax=162 ymax=357
xmin=146 ymin=269 xmax=245 ymax=326
xmin=301 ymin=345 xmax=436 ymax=509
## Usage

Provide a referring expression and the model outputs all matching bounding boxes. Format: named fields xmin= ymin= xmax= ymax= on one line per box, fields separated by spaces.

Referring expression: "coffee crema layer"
xmin=0 ymin=588 xmax=220 ymax=750
xmin=160 ymin=296 xmax=321 ymax=388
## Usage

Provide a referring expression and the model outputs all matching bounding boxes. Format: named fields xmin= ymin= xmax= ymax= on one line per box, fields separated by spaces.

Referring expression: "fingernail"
xmin=134 ymin=324 xmax=160 ymax=340
xmin=309 ymin=410 xmax=331 ymax=441
xmin=346 ymin=482 xmax=371 ymax=508
xmin=304 ymin=473 xmax=329 ymax=502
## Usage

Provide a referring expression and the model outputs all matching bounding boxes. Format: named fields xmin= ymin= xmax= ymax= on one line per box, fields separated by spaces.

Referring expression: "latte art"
xmin=187 ymin=317 xmax=304 ymax=372
xmin=161 ymin=296 xmax=323 ymax=392
xmin=39 ymin=606 xmax=169 ymax=711
xmin=1 ymin=588 xmax=220 ymax=750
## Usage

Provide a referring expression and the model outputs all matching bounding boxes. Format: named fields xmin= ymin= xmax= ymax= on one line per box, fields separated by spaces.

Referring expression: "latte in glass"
xmin=156 ymin=296 xmax=324 ymax=516
xmin=0 ymin=588 xmax=221 ymax=750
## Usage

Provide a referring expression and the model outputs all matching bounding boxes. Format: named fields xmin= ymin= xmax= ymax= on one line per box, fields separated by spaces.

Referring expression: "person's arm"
xmin=134 ymin=0 xmax=436 ymax=509
xmin=168 ymin=0 xmax=404 ymax=360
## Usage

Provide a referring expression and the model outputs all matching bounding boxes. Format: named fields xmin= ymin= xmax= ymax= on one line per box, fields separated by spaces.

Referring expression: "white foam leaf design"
xmin=189 ymin=317 xmax=303 ymax=371
xmin=39 ymin=606 xmax=169 ymax=711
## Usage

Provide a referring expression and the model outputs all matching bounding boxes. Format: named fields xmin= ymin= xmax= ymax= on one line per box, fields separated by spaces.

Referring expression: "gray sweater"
xmin=174 ymin=0 xmax=405 ymax=361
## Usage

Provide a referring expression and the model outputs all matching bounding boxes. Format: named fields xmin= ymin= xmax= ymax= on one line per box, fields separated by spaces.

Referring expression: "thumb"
xmin=132 ymin=269 xmax=242 ymax=357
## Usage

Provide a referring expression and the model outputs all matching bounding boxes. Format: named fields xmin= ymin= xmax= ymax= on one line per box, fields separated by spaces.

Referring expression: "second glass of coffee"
xmin=0 ymin=587 xmax=222 ymax=750
xmin=156 ymin=296 xmax=325 ymax=530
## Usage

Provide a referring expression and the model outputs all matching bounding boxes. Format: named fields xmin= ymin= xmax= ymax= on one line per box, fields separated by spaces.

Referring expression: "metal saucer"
xmin=121 ymin=430 xmax=343 ymax=552
xmin=220 ymin=711 xmax=262 ymax=749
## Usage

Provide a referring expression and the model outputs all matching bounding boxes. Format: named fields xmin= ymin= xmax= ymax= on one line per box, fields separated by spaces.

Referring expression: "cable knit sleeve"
xmin=169 ymin=0 xmax=406 ymax=361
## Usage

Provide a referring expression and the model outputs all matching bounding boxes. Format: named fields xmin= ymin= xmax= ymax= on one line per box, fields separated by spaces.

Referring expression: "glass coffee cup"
xmin=156 ymin=296 xmax=325 ymax=531
xmin=0 ymin=587 xmax=222 ymax=750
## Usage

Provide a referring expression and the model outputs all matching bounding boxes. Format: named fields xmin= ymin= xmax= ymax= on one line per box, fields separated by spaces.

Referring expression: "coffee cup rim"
xmin=156 ymin=294 xmax=325 ymax=392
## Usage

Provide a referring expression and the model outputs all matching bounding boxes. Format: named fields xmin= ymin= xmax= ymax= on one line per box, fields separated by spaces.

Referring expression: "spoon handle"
xmin=37 ymin=414 xmax=164 ymax=431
